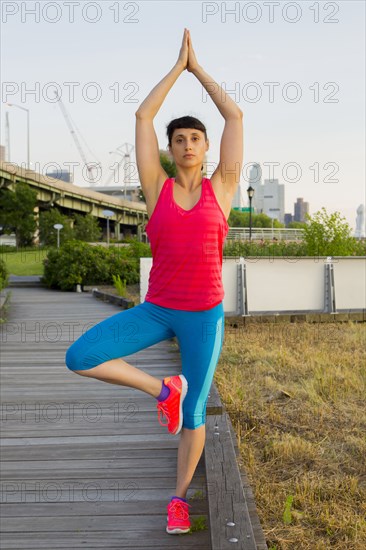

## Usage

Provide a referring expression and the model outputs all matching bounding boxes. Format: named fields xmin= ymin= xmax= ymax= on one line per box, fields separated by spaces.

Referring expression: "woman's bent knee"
xmin=65 ymin=342 xmax=85 ymax=372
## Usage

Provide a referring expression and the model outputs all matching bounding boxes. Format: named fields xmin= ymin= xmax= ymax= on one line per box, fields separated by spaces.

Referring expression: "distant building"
xmin=354 ymin=204 xmax=365 ymax=238
xmin=263 ymin=179 xmax=285 ymax=223
xmin=248 ymin=163 xmax=262 ymax=211
xmin=284 ymin=213 xmax=293 ymax=226
xmin=294 ymin=198 xmax=309 ymax=222
xmin=46 ymin=169 xmax=73 ymax=183
xmin=231 ymin=184 xmax=244 ymax=209
xmin=248 ymin=164 xmax=285 ymax=223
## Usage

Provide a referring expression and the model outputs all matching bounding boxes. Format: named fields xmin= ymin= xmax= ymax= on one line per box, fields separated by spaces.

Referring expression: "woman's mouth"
xmin=184 ymin=154 xmax=195 ymax=158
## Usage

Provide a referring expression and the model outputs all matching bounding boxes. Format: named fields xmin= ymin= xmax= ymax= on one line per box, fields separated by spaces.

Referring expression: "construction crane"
xmin=107 ymin=143 xmax=135 ymax=199
xmin=54 ymin=91 xmax=100 ymax=183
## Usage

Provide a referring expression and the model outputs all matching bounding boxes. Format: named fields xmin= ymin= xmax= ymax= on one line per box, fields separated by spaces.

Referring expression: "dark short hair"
xmin=167 ymin=116 xmax=207 ymax=146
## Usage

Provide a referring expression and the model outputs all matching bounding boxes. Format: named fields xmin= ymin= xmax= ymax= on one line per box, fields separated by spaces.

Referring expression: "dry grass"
xmin=215 ymin=320 xmax=366 ymax=550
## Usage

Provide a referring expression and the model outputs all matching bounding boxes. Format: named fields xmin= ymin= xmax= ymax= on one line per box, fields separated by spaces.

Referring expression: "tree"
xmin=160 ymin=151 xmax=176 ymax=178
xmin=303 ymin=207 xmax=355 ymax=256
xmin=137 ymin=152 xmax=176 ymax=203
xmin=73 ymin=214 xmax=102 ymax=242
xmin=228 ymin=209 xmax=284 ymax=228
xmin=0 ymin=183 xmax=38 ymax=247
xmin=39 ymin=208 xmax=74 ymax=246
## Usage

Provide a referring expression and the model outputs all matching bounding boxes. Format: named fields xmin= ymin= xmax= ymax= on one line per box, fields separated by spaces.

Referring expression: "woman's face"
xmin=169 ymin=128 xmax=209 ymax=168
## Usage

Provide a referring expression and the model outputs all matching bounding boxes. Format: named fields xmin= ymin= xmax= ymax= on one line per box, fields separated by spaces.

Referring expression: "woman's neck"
xmin=174 ymin=170 xmax=203 ymax=191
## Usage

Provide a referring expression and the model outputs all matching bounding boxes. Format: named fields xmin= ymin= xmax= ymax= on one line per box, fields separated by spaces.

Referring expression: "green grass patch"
xmin=1 ymin=248 xmax=48 ymax=276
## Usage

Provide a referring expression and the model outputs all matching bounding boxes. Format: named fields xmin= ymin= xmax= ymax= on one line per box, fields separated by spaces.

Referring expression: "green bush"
xmin=352 ymin=239 xmax=366 ymax=256
xmin=224 ymin=240 xmax=308 ymax=258
xmin=124 ymin=238 xmax=152 ymax=259
xmin=42 ymin=241 xmax=143 ymax=290
xmin=303 ymin=208 xmax=355 ymax=256
xmin=0 ymin=258 xmax=9 ymax=291
xmin=106 ymin=247 xmax=139 ymax=285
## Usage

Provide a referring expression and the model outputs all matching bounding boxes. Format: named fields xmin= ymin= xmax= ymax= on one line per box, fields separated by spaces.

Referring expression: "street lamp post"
xmin=247 ymin=185 xmax=255 ymax=242
xmin=6 ymin=103 xmax=30 ymax=169
xmin=53 ymin=224 xmax=63 ymax=249
xmin=102 ymin=209 xmax=115 ymax=246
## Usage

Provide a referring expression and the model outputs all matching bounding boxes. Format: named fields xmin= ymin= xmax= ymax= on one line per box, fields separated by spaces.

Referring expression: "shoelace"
xmin=156 ymin=402 xmax=170 ymax=427
xmin=168 ymin=500 xmax=190 ymax=520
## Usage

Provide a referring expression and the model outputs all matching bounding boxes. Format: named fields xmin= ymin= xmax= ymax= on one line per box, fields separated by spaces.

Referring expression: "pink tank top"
xmin=144 ymin=177 xmax=229 ymax=311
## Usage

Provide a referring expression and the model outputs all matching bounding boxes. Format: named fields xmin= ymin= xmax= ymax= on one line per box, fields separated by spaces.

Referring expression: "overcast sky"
xmin=1 ymin=0 xmax=365 ymax=229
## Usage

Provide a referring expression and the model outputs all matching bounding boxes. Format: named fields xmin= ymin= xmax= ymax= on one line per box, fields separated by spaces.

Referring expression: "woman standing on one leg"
xmin=65 ymin=28 xmax=243 ymax=535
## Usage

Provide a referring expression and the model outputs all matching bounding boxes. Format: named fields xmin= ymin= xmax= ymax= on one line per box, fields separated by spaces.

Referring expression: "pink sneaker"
xmin=156 ymin=374 xmax=188 ymax=435
xmin=166 ymin=498 xmax=191 ymax=534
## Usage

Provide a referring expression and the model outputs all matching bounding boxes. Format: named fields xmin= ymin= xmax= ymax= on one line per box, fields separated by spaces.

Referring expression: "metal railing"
xmin=227 ymin=227 xmax=304 ymax=241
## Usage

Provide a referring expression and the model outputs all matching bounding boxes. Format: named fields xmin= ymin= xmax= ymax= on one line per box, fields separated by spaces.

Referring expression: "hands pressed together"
xmin=177 ymin=28 xmax=200 ymax=73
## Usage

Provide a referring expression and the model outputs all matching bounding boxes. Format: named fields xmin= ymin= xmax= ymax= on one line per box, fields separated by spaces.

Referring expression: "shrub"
xmin=352 ymin=238 xmax=366 ymax=256
xmin=303 ymin=208 xmax=356 ymax=256
xmin=124 ymin=238 xmax=152 ymax=259
xmin=223 ymin=240 xmax=308 ymax=258
xmin=107 ymin=247 xmax=140 ymax=285
xmin=0 ymin=258 xmax=9 ymax=291
xmin=42 ymin=241 xmax=143 ymax=290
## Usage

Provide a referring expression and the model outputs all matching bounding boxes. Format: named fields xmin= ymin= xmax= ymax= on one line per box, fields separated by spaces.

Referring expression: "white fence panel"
xmin=242 ymin=258 xmax=325 ymax=313
xmin=333 ymin=259 xmax=366 ymax=310
xmin=140 ymin=257 xmax=366 ymax=314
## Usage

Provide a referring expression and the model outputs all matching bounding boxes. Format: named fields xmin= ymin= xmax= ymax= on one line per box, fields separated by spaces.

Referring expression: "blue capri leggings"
xmin=65 ymin=300 xmax=225 ymax=430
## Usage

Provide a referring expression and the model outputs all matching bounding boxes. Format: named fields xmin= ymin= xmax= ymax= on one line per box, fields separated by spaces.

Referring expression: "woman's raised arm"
xmin=187 ymin=30 xmax=243 ymax=195
xmin=135 ymin=29 xmax=188 ymax=199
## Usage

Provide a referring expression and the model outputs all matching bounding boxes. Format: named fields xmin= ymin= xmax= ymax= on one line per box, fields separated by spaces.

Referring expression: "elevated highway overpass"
xmin=0 ymin=161 xmax=148 ymax=241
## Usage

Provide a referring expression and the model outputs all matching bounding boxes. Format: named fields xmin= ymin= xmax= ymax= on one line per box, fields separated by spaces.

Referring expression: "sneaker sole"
xmin=166 ymin=516 xmax=190 ymax=534
xmin=174 ymin=374 xmax=188 ymax=435
xmin=166 ymin=526 xmax=191 ymax=534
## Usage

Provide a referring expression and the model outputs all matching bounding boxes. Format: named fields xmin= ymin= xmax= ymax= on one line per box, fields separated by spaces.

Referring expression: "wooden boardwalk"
xmin=1 ymin=288 xmax=211 ymax=549
xmin=1 ymin=287 xmax=267 ymax=549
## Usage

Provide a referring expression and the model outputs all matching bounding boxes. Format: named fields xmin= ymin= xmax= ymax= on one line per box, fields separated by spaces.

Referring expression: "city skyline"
xmin=1 ymin=1 xmax=365 ymax=230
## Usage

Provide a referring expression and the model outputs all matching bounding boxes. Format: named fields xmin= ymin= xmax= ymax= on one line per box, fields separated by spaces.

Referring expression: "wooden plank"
xmin=0 ymin=443 xmax=182 ymax=460
xmin=0 ymin=499 xmax=209 ymax=517
xmin=226 ymin=416 xmax=268 ymax=550
xmin=0 ymin=538 xmax=211 ymax=549
xmin=0 ymin=531 xmax=210 ymax=549
xmin=1 ymin=488 xmax=207 ymax=505
xmin=206 ymin=382 xmax=223 ymax=415
xmin=1 ymin=457 xmax=194 ymax=471
xmin=204 ymin=414 xmax=257 ymax=550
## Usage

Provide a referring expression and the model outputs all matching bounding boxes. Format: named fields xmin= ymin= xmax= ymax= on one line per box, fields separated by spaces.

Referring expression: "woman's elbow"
xmin=135 ymin=110 xmax=153 ymax=120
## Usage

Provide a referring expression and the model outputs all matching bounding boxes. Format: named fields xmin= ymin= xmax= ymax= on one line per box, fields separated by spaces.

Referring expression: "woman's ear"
xmin=205 ymin=139 xmax=209 ymax=151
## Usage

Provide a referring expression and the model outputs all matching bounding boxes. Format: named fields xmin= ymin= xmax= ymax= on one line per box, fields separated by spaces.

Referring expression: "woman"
xmin=65 ymin=28 xmax=243 ymax=535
